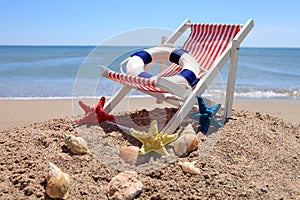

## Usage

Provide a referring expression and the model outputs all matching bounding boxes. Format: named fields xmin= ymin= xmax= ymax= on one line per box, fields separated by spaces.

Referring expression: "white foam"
xmin=234 ymin=90 xmax=289 ymax=98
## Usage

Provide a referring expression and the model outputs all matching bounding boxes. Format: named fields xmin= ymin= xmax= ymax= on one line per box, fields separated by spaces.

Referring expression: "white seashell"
xmin=119 ymin=146 xmax=140 ymax=165
xmin=107 ymin=171 xmax=143 ymax=200
xmin=181 ymin=123 xmax=196 ymax=135
xmin=65 ymin=134 xmax=89 ymax=155
xmin=174 ymin=133 xmax=199 ymax=157
xmin=178 ymin=161 xmax=201 ymax=175
xmin=46 ymin=162 xmax=71 ymax=199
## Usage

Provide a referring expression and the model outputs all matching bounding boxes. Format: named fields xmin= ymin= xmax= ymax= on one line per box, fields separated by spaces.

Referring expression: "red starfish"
xmin=75 ymin=96 xmax=115 ymax=125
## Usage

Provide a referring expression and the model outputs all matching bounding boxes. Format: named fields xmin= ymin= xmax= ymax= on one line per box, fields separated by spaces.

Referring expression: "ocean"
xmin=0 ymin=46 xmax=299 ymax=100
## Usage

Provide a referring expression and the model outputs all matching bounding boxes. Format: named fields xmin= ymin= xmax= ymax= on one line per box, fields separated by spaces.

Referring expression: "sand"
xmin=0 ymin=97 xmax=299 ymax=199
xmin=0 ymin=97 xmax=299 ymax=131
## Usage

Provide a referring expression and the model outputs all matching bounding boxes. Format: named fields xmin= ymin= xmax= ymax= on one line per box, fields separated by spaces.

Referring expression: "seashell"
xmin=181 ymin=123 xmax=196 ymax=135
xmin=46 ymin=162 xmax=71 ymax=199
xmin=119 ymin=146 xmax=140 ymax=165
xmin=65 ymin=134 xmax=89 ymax=154
xmin=178 ymin=161 xmax=201 ymax=175
xmin=107 ymin=171 xmax=143 ymax=200
xmin=174 ymin=133 xmax=199 ymax=157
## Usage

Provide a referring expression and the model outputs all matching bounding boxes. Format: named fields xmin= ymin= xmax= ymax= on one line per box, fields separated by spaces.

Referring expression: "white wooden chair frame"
xmin=101 ymin=18 xmax=254 ymax=134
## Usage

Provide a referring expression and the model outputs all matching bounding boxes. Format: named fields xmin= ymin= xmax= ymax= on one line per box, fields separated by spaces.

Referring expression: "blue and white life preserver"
xmin=123 ymin=46 xmax=200 ymax=89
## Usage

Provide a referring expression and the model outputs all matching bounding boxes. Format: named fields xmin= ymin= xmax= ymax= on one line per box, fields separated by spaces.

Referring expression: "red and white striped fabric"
xmin=160 ymin=23 xmax=241 ymax=77
xmin=108 ymin=70 xmax=166 ymax=92
xmin=107 ymin=23 xmax=241 ymax=92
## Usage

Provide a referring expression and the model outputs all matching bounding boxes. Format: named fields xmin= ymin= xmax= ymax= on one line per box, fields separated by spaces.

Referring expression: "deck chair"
xmin=100 ymin=18 xmax=254 ymax=134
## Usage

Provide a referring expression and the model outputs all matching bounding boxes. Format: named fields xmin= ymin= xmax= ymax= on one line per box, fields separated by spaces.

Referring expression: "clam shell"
xmin=174 ymin=133 xmax=199 ymax=157
xmin=119 ymin=146 xmax=140 ymax=165
xmin=46 ymin=162 xmax=70 ymax=199
xmin=178 ymin=161 xmax=201 ymax=175
xmin=65 ymin=134 xmax=89 ymax=155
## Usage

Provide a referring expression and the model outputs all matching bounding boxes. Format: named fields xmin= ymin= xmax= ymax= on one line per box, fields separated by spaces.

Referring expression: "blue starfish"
xmin=189 ymin=96 xmax=223 ymax=133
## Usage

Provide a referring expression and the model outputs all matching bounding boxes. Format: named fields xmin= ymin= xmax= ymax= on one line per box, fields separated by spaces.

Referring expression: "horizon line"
xmin=1 ymin=44 xmax=300 ymax=48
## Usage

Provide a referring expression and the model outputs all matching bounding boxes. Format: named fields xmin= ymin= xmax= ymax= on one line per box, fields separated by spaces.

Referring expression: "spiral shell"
xmin=181 ymin=123 xmax=195 ymax=135
xmin=65 ymin=134 xmax=89 ymax=155
xmin=46 ymin=162 xmax=70 ymax=199
xmin=174 ymin=133 xmax=199 ymax=157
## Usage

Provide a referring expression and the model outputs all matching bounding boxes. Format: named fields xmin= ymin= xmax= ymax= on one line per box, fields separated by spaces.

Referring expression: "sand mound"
xmin=0 ymin=109 xmax=299 ymax=199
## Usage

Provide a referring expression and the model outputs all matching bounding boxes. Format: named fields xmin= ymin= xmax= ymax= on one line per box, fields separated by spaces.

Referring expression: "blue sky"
xmin=1 ymin=0 xmax=299 ymax=47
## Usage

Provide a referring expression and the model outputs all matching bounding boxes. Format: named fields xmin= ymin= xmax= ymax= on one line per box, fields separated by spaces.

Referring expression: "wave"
xmin=1 ymin=89 xmax=299 ymax=100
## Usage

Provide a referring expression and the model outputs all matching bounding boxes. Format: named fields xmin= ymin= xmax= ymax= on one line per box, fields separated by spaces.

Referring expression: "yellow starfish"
xmin=130 ymin=120 xmax=178 ymax=156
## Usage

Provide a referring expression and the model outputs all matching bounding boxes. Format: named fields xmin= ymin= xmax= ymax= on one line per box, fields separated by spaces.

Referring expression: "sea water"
xmin=0 ymin=46 xmax=299 ymax=100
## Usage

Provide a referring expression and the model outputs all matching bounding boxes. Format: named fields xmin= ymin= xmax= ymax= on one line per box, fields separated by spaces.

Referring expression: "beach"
xmin=0 ymin=97 xmax=299 ymax=131
xmin=1 ymin=1 xmax=300 ymax=198
xmin=0 ymin=46 xmax=299 ymax=199
xmin=0 ymin=97 xmax=299 ymax=199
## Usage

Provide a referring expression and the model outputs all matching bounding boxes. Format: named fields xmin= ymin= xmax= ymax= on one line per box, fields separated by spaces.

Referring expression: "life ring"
xmin=121 ymin=45 xmax=201 ymax=89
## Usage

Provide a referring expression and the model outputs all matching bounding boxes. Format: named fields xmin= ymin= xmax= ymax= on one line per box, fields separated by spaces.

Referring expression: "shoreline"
xmin=0 ymin=97 xmax=299 ymax=131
